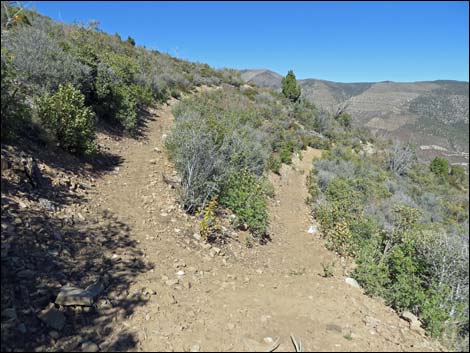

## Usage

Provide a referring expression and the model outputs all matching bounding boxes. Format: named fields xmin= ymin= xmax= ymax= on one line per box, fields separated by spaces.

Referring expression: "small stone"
xmin=176 ymin=270 xmax=185 ymax=277
xmin=193 ymin=233 xmax=201 ymax=241
xmin=345 ymin=277 xmax=361 ymax=289
xmin=190 ymin=344 xmax=200 ymax=352
xmin=401 ymin=311 xmax=418 ymax=325
xmin=326 ymin=324 xmax=342 ymax=333
xmin=307 ymin=224 xmax=318 ymax=234
xmin=39 ymin=198 xmax=55 ymax=211
xmin=37 ymin=304 xmax=65 ymax=331
xmin=263 ymin=337 xmax=274 ymax=344
xmin=55 ymin=280 xmax=103 ymax=306
xmin=149 ymin=159 xmax=157 ymax=164
xmin=154 ymin=147 xmax=161 ymax=153
xmin=364 ymin=316 xmax=381 ymax=330
xmin=81 ymin=340 xmax=99 ymax=352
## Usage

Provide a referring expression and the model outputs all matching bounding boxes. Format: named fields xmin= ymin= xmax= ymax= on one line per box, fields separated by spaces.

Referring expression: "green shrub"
xmin=280 ymin=142 xmax=294 ymax=164
xmin=36 ymin=83 xmax=96 ymax=155
xmin=449 ymin=165 xmax=467 ymax=187
xmin=267 ymin=154 xmax=281 ymax=174
xmin=430 ymin=156 xmax=449 ymax=177
xmin=219 ymin=170 xmax=269 ymax=239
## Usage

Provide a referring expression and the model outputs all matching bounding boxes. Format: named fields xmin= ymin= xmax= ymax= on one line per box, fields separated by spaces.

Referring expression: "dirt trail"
xmin=85 ymin=88 xmax=439 ymax=352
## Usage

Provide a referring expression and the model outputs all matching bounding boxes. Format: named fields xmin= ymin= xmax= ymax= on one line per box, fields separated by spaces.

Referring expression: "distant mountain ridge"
xmin=240 ymin=69 xmax=469 ymax=166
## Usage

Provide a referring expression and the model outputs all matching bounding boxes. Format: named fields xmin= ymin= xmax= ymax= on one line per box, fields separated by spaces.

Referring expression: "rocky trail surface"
xmin=1 ymin=87 xmax=440 ymax=352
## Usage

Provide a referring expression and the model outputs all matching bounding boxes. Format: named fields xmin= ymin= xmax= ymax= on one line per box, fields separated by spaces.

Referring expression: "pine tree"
xmin=281 ymin=70 xmax=301 ymax=102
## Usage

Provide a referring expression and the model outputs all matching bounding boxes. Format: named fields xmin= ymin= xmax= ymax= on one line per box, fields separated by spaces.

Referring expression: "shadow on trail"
xmin=1 ymin=144 xmax=153 ymax=352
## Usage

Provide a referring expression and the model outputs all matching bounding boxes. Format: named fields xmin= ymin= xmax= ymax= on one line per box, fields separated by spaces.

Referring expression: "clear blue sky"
xmin=32 ymin=1 xmax=469 ymax=82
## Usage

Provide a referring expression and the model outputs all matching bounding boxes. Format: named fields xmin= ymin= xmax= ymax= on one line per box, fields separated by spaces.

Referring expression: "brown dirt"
xmin=81 ymin=87 xmax=440 ymax=352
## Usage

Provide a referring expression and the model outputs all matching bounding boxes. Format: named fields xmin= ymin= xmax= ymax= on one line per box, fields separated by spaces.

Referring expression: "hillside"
xmin=1 ymin=4 xmax=468 ymax=353
xmin=241 ymin=69 xmax=469 ymax=166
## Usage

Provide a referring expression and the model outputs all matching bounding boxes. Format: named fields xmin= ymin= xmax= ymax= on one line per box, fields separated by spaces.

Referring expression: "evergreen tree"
xmin=281 ymin=70 xmax=301 ymax=102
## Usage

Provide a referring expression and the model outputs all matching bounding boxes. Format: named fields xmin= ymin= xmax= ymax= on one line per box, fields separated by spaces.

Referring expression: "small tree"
xmin=126 ymin=36 xmax=136 ymax=46
xmin=281 ymin=70 xmax=301 ymax=102
xmin=430 ymin=157 xmax=449 ymax=177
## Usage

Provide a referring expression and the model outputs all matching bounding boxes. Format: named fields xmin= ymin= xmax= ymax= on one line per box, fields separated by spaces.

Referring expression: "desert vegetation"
xmin=166 ymin=84 xmax=326 ymax=240
xmin=1 ymin=3 xmax=241 ymax=151
xmin=308 ymin=137 xmax=469 ymax=350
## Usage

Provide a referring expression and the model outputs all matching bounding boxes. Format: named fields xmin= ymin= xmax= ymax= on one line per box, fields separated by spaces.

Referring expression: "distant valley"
xmin=240 ymin=69 xmax=469 ymax=167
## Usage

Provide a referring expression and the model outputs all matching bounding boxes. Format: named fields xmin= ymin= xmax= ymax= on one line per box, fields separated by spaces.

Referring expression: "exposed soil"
xmin=1 ymin=87 xmax=441 ymax=352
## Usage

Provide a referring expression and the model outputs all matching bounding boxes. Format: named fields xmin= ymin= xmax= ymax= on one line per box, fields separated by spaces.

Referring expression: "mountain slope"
xmin=240 ymin=69 xmax=469 ymax=166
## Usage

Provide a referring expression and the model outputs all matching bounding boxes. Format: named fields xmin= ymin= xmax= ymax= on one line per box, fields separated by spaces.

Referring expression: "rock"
xmin=210 ymin=247 xmax=221 ymax=257
xmin=154 ymin=147 xmax=161 ymax=153
xmin=39 ymin=198 xmax=55 ymax=211
xmin=345 ymin=277 xmax=361 ymax=289
xmin=326 ymin=324 xmax=342 ymax=333
xmin=307 ymin=224 xmax=318 ymax=234
xmin=22 ymin=156 xmax=42 ymax=188
xmin=401 ymin=311 xmax=424 ymax=334
xmin=364 ymin=316 xmax=381 ymax=330
xmin=193 ymin=233 xmax=202 ymax=241
xmin=55 ymin=280 xmax=104 ymax=306
xmin=190 ymin=344 xmax=200 ymax=352
xmin=176 ymin=270 xmax=185 ymax=277
xmin=37 ymin=304 xmax=65 ymax=331
xmin=401 ymin=311 xmax=418 ymax=325
xmin=81 ymin=341 xmax=99 ymax=352
xmin=149 ymin=159 xmax=157 ymax=165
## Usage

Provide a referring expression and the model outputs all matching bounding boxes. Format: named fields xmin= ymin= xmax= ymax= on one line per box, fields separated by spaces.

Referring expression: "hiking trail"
xmin=82 ymin=87 xmax=439 ymax=352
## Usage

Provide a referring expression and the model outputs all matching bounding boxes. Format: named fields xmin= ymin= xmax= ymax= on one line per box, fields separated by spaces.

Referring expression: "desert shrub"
xmin=219 ymin=170 xmax=269 ymax=239
xmin=386 ymin=141 xmax=416 ymax=175
xmin=36 ymin=83 xmax=96 ymax=155
xmin=198 ymin=200 xmax=221 ymax=242
xmin=310 ymin=142 xmax=469 ymax=347
xmin=279 ymin=142 xmax=294 ymax=164
xmin=1 ymin=47 xmax=30 ymax=140
xmin=430 ymin=156 xmax=449 ymax=177
xmin=267 ymin=154 xmax=281 ymax=174
xmin=449 ymin=165 xmax=467 ymax=187
xmin=2 ymin=26 xmax=91 ymax=93
xmin=337 ymin=112 xmax=352 ymax=128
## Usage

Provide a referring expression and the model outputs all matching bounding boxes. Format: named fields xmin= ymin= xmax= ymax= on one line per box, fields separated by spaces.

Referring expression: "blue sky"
xmin=32 ymin=1 xmax=469 ymax=82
